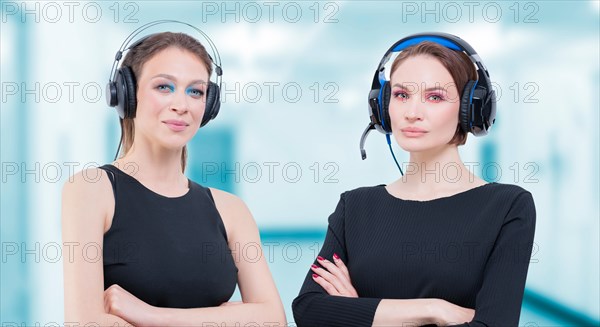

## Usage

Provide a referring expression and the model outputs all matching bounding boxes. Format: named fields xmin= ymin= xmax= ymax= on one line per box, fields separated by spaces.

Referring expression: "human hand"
xmin=104 ymin=284 xmax=157 ymax=326
xmin=431 ymin=299 xmax=475 ymax=326
xmin=310 ymin=253 xmax=358 ymax=298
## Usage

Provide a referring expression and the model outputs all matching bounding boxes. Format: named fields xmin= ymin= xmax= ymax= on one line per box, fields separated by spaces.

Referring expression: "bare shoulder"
xmin=209 ymin=187 xmax=252 ymax=219
xmin=62 ymin=167 xmax=114 ymax=232
xmin=209 ymin=188 xmax=257 ymax=240
xmin=62 ymin=167 xmax=113 ymax=201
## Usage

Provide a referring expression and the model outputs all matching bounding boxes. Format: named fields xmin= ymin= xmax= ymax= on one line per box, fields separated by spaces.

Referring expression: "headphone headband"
xmin=372 ymin=32 xmax=491 ymax=96
xmin=108 ymin=19 xmax=223 ymax=91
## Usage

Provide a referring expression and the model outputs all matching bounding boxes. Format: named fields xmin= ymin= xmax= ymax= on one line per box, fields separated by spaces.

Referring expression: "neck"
xmin=396 ymin=144 xmax=481 ymax=193
xmin=116 ymin=140 xmax=185 ymax=185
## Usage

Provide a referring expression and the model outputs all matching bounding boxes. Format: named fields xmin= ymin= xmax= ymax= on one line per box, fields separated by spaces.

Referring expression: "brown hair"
xmin=390 ymin=41 xmax=477 ymax=146
xmin=118 ymin=32 xmax=213 ymax=172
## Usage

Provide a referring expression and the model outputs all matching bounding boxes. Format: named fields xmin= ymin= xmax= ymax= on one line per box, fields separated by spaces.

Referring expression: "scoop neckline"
xmin=380 ymin=182 xmax=496 ymax=203
xmin=106 ymin=164 xmax=192 ymax=200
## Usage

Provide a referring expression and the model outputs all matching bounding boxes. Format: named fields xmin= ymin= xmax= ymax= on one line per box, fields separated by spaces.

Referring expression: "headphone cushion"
xmin=202 ymin=82 xmax=220 ymax=127
xmin=380 ymin=82 xmax=392 ymax=133
xmin=459 ymin=80 xmax=477 ymax=133
xmin=119 ymin=66 xmax=138 ymax=119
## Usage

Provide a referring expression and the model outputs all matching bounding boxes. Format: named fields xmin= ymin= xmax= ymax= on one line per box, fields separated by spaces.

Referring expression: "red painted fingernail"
xmin=311 ymin=264 xmax=318 ymax=269
xmin=312 ymin=274 xmax=319 ymax=278
xmin=317 ymin=256 xmax=324 ymax=261
xmin=333 ymin=253 xmax=340 ymax=259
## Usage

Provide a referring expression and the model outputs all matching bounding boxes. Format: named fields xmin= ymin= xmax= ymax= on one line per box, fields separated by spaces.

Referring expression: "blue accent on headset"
xmin=378 ymin=82 xmax=386 ymax=130
xmin=468 ymin=80 xmax=478 ymax=129
xmin=392 ymin=36 xmax=462 ymax=52
xmin=386 ymin=134 xmax=403 ymax=175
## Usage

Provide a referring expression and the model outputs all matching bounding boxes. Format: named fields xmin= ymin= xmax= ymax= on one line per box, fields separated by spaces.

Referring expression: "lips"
xmin=400 ymin=127 xmax=427 ymax=133
xmin=162 ymin=119 xmax=189 ymax=126
xmin=163 ymin=119 xmax=189 ymax=132
xmin=400 ymin=127 xmax=428 ymax=138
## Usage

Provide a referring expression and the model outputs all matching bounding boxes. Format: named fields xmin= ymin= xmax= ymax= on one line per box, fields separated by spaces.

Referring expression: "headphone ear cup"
xmin=201 ymin=82 xmax=220 ymax=127
xmin=112 ymin=71 xmax=126 ymax=119
xmin=380 ymin=82 xmax=392 ymax=133
xmin=459 ymin=80 xmax=477 ymax=134
xmin=485 ymin=89 xmax=497 ymax=130
xmin=368 ymin=88 xmax=382 ymax=125
xmin=471 ymin=86 xmax=491 ymax=136
xmin=117 ymin=66 xmax=138 ymax=119
xmin=106 ymin=81 xmax=118 ymax=107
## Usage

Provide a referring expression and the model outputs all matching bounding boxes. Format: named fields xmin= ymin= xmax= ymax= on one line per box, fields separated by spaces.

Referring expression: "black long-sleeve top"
xmin=292 ymin=182 xmax=536 ymax=327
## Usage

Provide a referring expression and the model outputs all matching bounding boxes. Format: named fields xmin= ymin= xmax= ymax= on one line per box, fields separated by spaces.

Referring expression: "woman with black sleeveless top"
xmin=292 ymin=35 xmax=536 ymax=326
xmin=62 ymin=30 xmax=285 ymax=325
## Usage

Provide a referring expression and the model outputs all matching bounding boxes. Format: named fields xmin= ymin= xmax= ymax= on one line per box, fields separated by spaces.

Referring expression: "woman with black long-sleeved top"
xmin=292 ymin=34 xmax=536 ymax=327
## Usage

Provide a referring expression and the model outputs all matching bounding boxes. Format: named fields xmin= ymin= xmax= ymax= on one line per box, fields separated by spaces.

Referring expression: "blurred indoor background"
xmin=1 ymin=1 xmax=599 ymax=325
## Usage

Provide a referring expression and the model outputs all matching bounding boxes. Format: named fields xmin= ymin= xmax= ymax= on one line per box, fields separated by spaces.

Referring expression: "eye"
xmin=156 ymin=84 xmax=174 ymax=93
xmin=186 ymin=88 xmax=205 ymax=98
xmin=427 ymin=94 xmax=444 ymax=102
xmin=393 ymin=92 xmax=409 ymax=100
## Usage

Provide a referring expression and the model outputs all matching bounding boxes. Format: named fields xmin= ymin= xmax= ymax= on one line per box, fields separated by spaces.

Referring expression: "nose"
xmin=170 ymin=90 xmax=189 ymax=114
xmin=404 ymin=97 xmax=424 ymax=122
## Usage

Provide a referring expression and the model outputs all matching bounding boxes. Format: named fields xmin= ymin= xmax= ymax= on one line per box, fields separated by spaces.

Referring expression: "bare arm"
xmin=62 ymin=168 xmax=131 ymax=325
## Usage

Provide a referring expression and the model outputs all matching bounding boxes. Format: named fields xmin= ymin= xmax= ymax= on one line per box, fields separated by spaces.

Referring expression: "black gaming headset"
xmin=106 ymin=20 xmax=223 ymax=127
xmin=359 ymin=32 xmax=497 ymax=174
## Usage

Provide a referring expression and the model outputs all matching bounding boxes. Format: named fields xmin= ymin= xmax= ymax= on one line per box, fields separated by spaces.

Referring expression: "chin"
xmin=394 ymin=132 xmax=456 ymax=152
xmin=158 ymin=138 xmax=190 ymax=151
xmin=399 ymin=144 xmax=433 ymax=153
xmin=394 ymin=136 xmax=428 ymax=152
xmin=398 ymin=140 xmax=457 ymax=155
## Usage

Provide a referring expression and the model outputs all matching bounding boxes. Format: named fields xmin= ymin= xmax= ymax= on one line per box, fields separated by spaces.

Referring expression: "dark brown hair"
xmin=119 ymin=32 xmax=213 ymax=172
xmin=390 ymin=41 xmax=477 ymax=146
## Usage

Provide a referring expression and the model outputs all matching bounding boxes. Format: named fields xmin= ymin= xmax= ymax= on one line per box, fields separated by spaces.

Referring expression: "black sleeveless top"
xmin=99 ymin=164 xmax=238 ymax=308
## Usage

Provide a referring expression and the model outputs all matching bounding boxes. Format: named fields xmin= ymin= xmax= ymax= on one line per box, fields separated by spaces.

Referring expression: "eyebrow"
xmin=391 ymin=83 xmax=449 ymax=92
xmin=151 ymin=74 xmax=206 ymax=85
